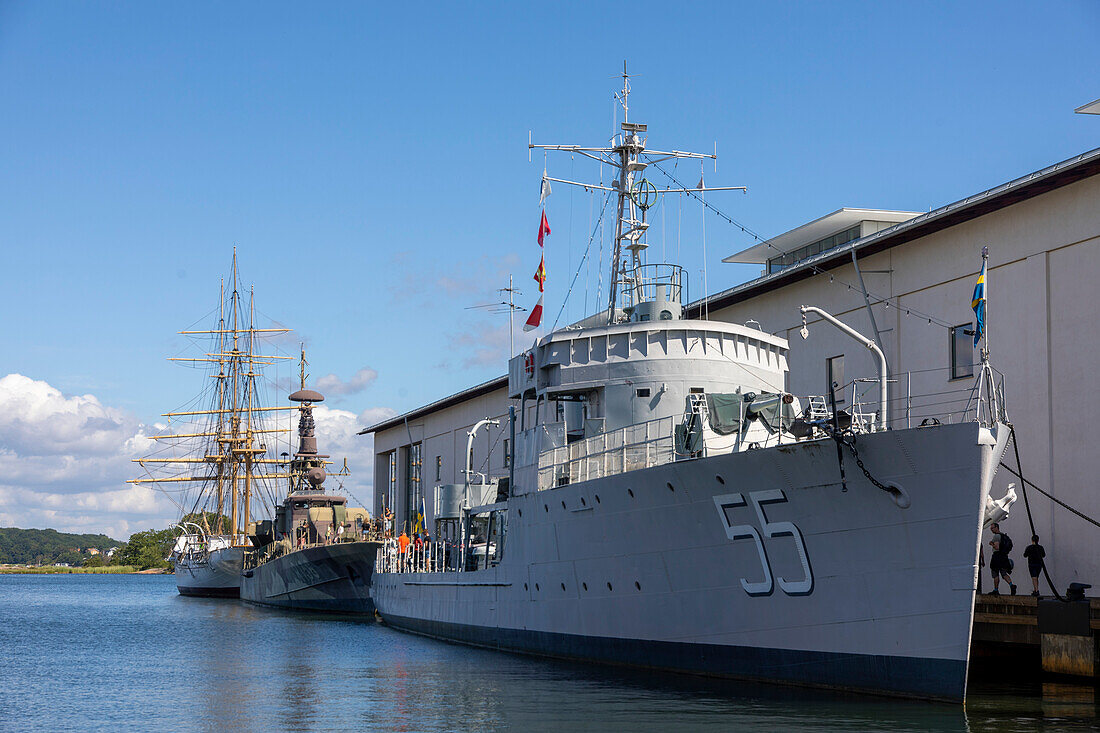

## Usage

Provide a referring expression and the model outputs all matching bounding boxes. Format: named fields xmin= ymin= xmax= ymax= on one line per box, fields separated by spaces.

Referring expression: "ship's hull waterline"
xmin=174 ymin=546 xmax=246 ymax=598
xmin=372 ymin=422 xmax=1000 ymax=701
xmin=240 ymin=540 xmax=381 ymax=613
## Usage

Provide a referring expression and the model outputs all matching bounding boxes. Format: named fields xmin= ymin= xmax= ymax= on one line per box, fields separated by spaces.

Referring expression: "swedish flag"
xmin=971 ymin=260 xmax=986 ymax=346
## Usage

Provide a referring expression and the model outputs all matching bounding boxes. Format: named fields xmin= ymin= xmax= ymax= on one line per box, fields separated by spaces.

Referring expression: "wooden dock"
xmin=971 ymin=594 xmax=1100 ymax=679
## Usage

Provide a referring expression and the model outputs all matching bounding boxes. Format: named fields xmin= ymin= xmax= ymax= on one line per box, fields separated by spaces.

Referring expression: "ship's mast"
xmin=130 ymin=251 xmax=296 ymax=539
xmin=530 ymin=62 xmax=745 ymax=323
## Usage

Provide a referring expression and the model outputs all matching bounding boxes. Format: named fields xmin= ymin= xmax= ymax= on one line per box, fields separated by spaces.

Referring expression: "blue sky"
xmin=1 ymin=1 xmax=1098 ymax=536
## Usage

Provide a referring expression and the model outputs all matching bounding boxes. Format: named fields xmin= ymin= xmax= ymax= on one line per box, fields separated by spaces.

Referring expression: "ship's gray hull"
xmin=373 ymin=422 xmax=999 ymax=700
xmin=175 ymin=546 xmax=244 ymax=598
xmin=240 ymin=541 xmax=380 ymax=613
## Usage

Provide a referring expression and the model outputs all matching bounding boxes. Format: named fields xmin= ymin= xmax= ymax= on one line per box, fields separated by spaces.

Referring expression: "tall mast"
xmin=228 ymin=250 xmax=241 ymax=540
xmin=530 ymin=63 xmax=745 ymax=325
xmin=130 ymin=251 xmax=293 ymax=529
xmin=241 ymin=285 xmax=256 ymax=539
xmin=213 ymin=277 xmax=226 ymax=533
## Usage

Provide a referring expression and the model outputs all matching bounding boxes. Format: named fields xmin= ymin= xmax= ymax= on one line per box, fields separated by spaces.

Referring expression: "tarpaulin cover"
xmin=706 ymin=393 xmax=749 ymax=435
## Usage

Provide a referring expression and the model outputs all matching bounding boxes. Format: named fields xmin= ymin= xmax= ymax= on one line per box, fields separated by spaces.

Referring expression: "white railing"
xmin=376 ymin=538 xmax=465 ymax=574
xmin=537 ymin=415 xmax=676 ymax=491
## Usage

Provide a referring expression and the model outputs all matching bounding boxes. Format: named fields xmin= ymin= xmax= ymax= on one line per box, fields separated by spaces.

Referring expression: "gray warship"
xmin=241 ymin=386 xmax=380 ymax=613
xmin=367 ymin=73 xmax=1016 ymax=701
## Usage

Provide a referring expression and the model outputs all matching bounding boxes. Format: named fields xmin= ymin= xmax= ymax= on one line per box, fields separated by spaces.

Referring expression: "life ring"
xmin=524 ymin=351 xmax=535 ymax=379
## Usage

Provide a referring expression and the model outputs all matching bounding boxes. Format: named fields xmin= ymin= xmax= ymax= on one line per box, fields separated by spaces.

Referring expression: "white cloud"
xmin=315 ymin=367 xmax=378 ymax=396
xmin=442 ymin=320 xmax=515 ymax=369
xmin=0 ymin=373 xmax=396 ymax=539
xmin=309 ymin=404 xmax=397 ymax=509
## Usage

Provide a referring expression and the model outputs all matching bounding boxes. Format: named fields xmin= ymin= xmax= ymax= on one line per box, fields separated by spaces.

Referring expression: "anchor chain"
xmin=828 ymin=428 xmax=895 ymax=495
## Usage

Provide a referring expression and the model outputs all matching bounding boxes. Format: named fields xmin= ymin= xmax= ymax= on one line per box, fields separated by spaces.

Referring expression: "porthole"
xmin=627 ymin=489 xmax=634 ymax=498
xmin=581 ymin=497 xmax=586 ymax=507
xmin=561 ymin=500 xmax=566 ymax=510
xmin=583 ymin=582 xmax=588 ymax=591
xmin=524 ymin=583 xmax=528 ymax=591
xmin=544 ymin=504 xmax=548 ymax=513
xmin=535 ymin=583 xmax=540 ymax=592
xmin=518 ymin=508 xmax=523 ymax=517
xmin=595 ymin=495 xmax=601 ymax=504
xmin=607 ymin=582 xmax=613 ymax=591
xmin=561 ymin=582 xmax=566 ymax=592
xmin=635 ymin=581 xmax=641 ymax=591
xmin=667 ymin=482 xmax=675 ymax=492
xmin=715 ymin=475 xmax=725 ymax=485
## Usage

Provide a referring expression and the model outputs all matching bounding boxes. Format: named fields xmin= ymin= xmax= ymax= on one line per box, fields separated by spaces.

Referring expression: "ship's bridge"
xmin=508 ymin=314 xmax=789 ymax=437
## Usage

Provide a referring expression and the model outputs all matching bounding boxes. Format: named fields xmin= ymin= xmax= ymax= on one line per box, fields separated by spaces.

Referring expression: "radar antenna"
xmin=530 ymin=62 xmax=747 ymax=323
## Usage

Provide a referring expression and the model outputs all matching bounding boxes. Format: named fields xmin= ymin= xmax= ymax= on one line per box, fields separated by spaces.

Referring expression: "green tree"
xmin=82 ymin=554 xmax=108 ymax=568
xmin=114 ymin=528 xmax=175 ymax=570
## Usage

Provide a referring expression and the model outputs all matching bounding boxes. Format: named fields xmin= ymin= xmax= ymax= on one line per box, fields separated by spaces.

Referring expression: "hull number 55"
xmin=713 ymin=490 xmax=814 ymax=597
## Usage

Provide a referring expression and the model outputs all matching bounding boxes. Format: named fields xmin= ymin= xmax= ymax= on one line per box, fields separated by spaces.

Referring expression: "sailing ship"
xmin=131 ymin=253 xmax=295 ymax=597
xmin=240 ymin=353 xmax=381 ymax=613
xmin=367 ymin=72 xmax=1017 ymax=700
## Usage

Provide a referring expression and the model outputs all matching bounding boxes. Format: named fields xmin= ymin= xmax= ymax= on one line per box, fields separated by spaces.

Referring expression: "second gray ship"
xmin=241 ymin=386 xmax=380 ymax=613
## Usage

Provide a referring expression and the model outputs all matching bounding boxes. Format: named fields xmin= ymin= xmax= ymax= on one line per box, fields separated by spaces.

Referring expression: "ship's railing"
xmin=614 ymin=263 xmax=687 ymax=308
xmin=375 ymin=538 xmax=466 ymax=574
xmin=242 ymin=526 xmax=385 ymax=570
xmin=840 ymin=364 xmax=1008 ymax=429
xmin=537 ymin=415 xmax=676 ymax=491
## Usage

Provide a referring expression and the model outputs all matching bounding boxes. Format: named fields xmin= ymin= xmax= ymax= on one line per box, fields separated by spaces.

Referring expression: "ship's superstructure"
xmin=367 ymin=72 xmax=1016 ymax=700
xmin=239 ymin=354 xmax=380 ymax=613
xmin=131 ymin=253 xmax=295 ymax=597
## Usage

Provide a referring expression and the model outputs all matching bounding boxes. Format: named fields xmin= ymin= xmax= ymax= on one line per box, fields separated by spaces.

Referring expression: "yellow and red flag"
xmin=533 ymin=255 xmax=546 ymax=293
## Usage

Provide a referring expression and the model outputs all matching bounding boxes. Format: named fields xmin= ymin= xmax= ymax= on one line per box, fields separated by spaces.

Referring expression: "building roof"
xmin=360 ymin=144 xmax=1100 ymax=438
xmin=691 ymin=145 xmax=1100 ymax=317
xmin=359 ymin=374 xmax=508 ymax=435
xmin=723 ymin=208 xmax=920 ymax=265
xmin=1076 ymin=98 xmax=1100 ymax=115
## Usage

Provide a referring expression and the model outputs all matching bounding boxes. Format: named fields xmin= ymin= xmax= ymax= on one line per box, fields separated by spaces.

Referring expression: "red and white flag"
xmin=524 ymin=295 xmax=543 ymax=332
xmin=537 ymin=210 xmax=551 ymax=247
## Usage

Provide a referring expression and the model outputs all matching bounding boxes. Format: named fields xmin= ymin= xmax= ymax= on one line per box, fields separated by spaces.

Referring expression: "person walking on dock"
xmin=1023 ymin=534 xmax=1046 ymax=597
xmin=988 ymin=522 xmax=1017 ymax=596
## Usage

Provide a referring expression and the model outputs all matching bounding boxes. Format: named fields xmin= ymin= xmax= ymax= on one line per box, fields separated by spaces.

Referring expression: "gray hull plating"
xmin=240 ymin=541 xmax=380 ymax=613
xmin=373 ymin=422 xmax=995 ymax=700
xmin=175 ymin=546 xmax=245 ymax=598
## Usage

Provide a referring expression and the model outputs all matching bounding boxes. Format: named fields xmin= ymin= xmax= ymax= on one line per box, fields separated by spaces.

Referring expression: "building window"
xmin=826 ymin=355 xmax=845 ymax=406
xmin=435 ymin=455 xmax=442 ymax=482
xmin=405 ymin=443 xmax=421 ymax=531
xmin=767 ymin=225 xmax=862 ymax=274
xmin=950 ymin=324 xmax=975 ymax=380
xmin=387 ymin=451 xmax=397 ymax=512
xmin=636 ymin=388 xmax=651 ymax=398
xmin=503 ymin=438 xmax=511 ymax=467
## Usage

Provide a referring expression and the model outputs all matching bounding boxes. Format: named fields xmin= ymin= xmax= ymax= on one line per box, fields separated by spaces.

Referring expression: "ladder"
xmin=806 ymin=395 xmax=831 ymax=421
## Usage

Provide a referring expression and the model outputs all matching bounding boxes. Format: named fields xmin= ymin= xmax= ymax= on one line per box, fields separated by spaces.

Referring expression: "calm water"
xmin=0 ymin=575 xmax=1097 ymax=732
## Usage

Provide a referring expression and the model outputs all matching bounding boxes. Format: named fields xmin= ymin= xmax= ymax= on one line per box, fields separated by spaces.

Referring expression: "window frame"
xmin=826 ymin=354 xmax=846 ymax=406
xmin=950 ymin=323 xmax=975 ymax=380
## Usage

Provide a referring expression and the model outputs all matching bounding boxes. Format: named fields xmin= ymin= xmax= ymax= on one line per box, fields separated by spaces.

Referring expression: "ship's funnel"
xmin=291 ymin=389 xmax=324 ymax=457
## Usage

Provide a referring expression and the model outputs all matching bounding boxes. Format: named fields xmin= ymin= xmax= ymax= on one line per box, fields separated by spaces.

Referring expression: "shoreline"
xmin=0 ymin=565 xmax=169 ymax=575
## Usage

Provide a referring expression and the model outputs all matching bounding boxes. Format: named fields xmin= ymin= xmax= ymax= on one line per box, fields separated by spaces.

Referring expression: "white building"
xmin=365 ymin=145 xmax=1100 ymax=590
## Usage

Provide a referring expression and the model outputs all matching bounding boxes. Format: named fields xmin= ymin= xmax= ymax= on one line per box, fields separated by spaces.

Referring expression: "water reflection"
xmin=1 ymin=576 xmax=1097 ymax=732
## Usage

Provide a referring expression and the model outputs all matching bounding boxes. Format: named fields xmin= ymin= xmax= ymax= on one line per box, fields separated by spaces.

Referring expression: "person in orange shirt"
xmin=397 ymin=531 xmax=410 ymax=570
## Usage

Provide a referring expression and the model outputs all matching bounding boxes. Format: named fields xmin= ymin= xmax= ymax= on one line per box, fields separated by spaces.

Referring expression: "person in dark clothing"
xmin=988 ymin=522 xmax=1017 ymax=595
xmin=1023 ymin=534 xmax=1047 ymax=597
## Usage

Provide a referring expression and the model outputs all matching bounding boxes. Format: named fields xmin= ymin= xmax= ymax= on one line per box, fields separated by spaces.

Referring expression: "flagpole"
xmin=981 ymin=245 xmax=989 ymax=363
